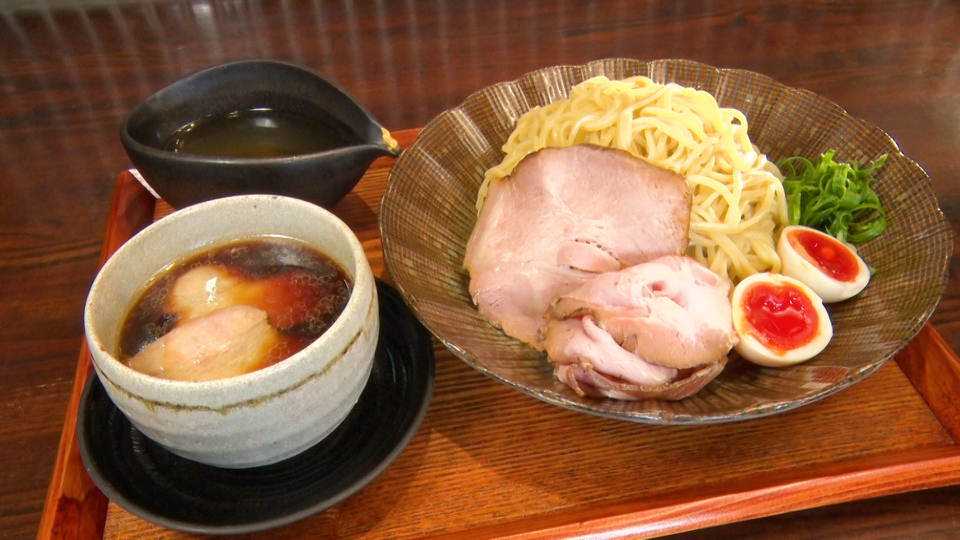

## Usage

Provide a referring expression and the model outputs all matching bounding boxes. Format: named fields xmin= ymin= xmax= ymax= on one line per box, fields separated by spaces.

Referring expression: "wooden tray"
xmin=38 ymin=129 xmax=960 ymax=539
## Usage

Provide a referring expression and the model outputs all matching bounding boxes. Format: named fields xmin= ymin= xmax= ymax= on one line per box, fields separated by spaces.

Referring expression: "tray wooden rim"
xmin=37 ymin=128 xmax=960 ymax=540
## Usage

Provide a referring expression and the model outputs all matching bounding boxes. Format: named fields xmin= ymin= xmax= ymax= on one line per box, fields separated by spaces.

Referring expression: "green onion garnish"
xmin=778 ymin=149 xmax=888 ymax=244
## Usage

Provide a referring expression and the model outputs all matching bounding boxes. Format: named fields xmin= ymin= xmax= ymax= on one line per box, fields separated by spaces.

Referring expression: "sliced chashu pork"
xmin=127 ymin=305 xmax=281 ymax=382
xmin=463 ymin=145 xmax=692 ymax=347
xmin=541 ymin=255 xmax=738 ymax=400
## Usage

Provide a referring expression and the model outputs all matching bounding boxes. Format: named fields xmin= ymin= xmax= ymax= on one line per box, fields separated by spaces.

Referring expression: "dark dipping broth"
xmin=119 ymin=237 xmax=352 ymax=381
xmin=162 ymin=108 xmax=359 ymax=158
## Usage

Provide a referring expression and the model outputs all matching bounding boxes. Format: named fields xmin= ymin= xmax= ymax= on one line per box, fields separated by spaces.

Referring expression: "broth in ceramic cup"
xmin=84 ymin=195 xmax=378 ymax=468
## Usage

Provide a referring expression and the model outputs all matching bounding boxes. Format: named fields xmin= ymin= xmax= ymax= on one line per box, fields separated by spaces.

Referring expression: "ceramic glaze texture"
xmin=84 ymin=195 xmax=378 ymax=468
xmin=120 ymin=60 xmax=401 ymax=209
xmin=379 ymin=58 xmax=951 ymax=424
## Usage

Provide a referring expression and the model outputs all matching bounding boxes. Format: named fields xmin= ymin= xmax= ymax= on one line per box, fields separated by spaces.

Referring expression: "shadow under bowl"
xmin=120 ymin=60 xmax=400 ymax=209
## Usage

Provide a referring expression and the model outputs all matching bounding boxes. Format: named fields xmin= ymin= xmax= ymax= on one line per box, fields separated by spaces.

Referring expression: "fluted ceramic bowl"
xmin=380 ymin=58 xmax=951 ymax=425
xmin=84 ymin=195 xmax=378 ymax=467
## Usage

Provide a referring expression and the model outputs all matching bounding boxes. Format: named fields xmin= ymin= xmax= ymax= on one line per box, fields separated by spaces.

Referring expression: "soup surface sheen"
xmin=163 ymin=108 xmax=357 ymax=158
xmin=119 ymin=237 xmax=352 ymax=378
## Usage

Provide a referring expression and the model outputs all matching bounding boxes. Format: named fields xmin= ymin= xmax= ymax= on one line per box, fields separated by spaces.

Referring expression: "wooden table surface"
xmin=3 ymin=1 xmax=960 ymax=538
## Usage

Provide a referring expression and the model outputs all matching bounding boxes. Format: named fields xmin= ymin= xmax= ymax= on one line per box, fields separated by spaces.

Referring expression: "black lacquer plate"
xmin=77 ymin=279 xmax=435 ymax=534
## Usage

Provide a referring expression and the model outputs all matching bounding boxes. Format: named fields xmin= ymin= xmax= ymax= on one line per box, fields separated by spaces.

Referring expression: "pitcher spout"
xmin=379 ymin=127 xmax=401 ymax=157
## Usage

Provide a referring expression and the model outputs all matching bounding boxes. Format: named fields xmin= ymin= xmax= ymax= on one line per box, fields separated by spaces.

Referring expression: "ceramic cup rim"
xmin=83 ymin=194 xmax=373 ymax=400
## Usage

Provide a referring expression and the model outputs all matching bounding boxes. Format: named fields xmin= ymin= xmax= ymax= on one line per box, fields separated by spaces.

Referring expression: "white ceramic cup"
xmin=84 ymin=194 xmax=378 ymax=468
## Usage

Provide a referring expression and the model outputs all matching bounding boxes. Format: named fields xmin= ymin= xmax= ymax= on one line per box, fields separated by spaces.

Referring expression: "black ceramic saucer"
xmin=77 ymin=279 xmax=435 ymax=534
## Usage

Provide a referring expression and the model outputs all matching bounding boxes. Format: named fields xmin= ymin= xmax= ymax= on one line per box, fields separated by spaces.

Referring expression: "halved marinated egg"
xmin=731 ymin=273 xmax=833 ymax=367
xmin=778 ymin=225 xmax=870 ymax=303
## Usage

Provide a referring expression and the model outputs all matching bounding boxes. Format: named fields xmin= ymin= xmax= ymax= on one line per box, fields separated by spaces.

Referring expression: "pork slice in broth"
xmin=127 ymin=304 xmax=281 ymax=382
xmin=166 ymin=264 xmax=334 ymax=330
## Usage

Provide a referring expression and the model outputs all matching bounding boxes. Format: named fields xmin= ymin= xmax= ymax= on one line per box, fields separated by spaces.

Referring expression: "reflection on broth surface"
xmin=163 ymin=108 xmax=359 ymax=158
xmin=120 ymin=237 xmax=352 ymax=381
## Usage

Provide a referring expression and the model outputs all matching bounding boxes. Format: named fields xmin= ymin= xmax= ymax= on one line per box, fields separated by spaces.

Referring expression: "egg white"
xmin=778 ymin=225 xmax=870 ymax=303
xmin=731 ymin=273 xmax=833 ymax=367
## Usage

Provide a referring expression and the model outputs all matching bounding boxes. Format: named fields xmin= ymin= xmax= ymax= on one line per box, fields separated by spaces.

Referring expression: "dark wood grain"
xmin=36 ymin=170 xmax=155 ymax=540
xmin=2 ymin=1 xmax=959 ymax=539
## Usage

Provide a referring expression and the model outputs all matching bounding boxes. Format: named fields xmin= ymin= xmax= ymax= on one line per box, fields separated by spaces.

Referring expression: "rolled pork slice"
xmin=541 ymin=255 xmax=738 ymax=400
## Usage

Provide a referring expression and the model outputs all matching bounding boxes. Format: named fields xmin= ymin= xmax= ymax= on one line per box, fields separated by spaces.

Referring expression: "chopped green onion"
xmin=778 ymin=149 xmax=888 ymax=244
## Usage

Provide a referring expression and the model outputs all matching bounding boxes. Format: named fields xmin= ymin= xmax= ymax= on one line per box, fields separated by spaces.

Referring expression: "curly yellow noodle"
xmin=476 ymin=75 xmax=788 ymax=283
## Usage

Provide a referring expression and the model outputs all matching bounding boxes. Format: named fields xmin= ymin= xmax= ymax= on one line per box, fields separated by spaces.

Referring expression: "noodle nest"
xmin=478 ymin=75 xmax=788 ymax=283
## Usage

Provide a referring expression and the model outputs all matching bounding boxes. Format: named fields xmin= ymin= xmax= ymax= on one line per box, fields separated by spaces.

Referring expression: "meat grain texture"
xmin=464 ymin=144 xmax=738 ymax=401
xmin=464 ymin=145 xmax=692 ymax=347
xmin=543 ymin=255 xmax=738 ymax=400
xmin=128 ymin=305 xmax=280 ymax=382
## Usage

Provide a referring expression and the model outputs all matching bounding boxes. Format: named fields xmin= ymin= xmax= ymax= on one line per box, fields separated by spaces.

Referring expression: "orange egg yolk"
xmin=788 ymin=229 xmax=859 ymax=282
xmin=741 ymin=281 xmax=820 ymax=355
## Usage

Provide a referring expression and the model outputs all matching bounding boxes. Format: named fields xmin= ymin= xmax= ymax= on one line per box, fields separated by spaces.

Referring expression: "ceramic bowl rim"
xmin=118 ymin=59 xmax=395 ymax=166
